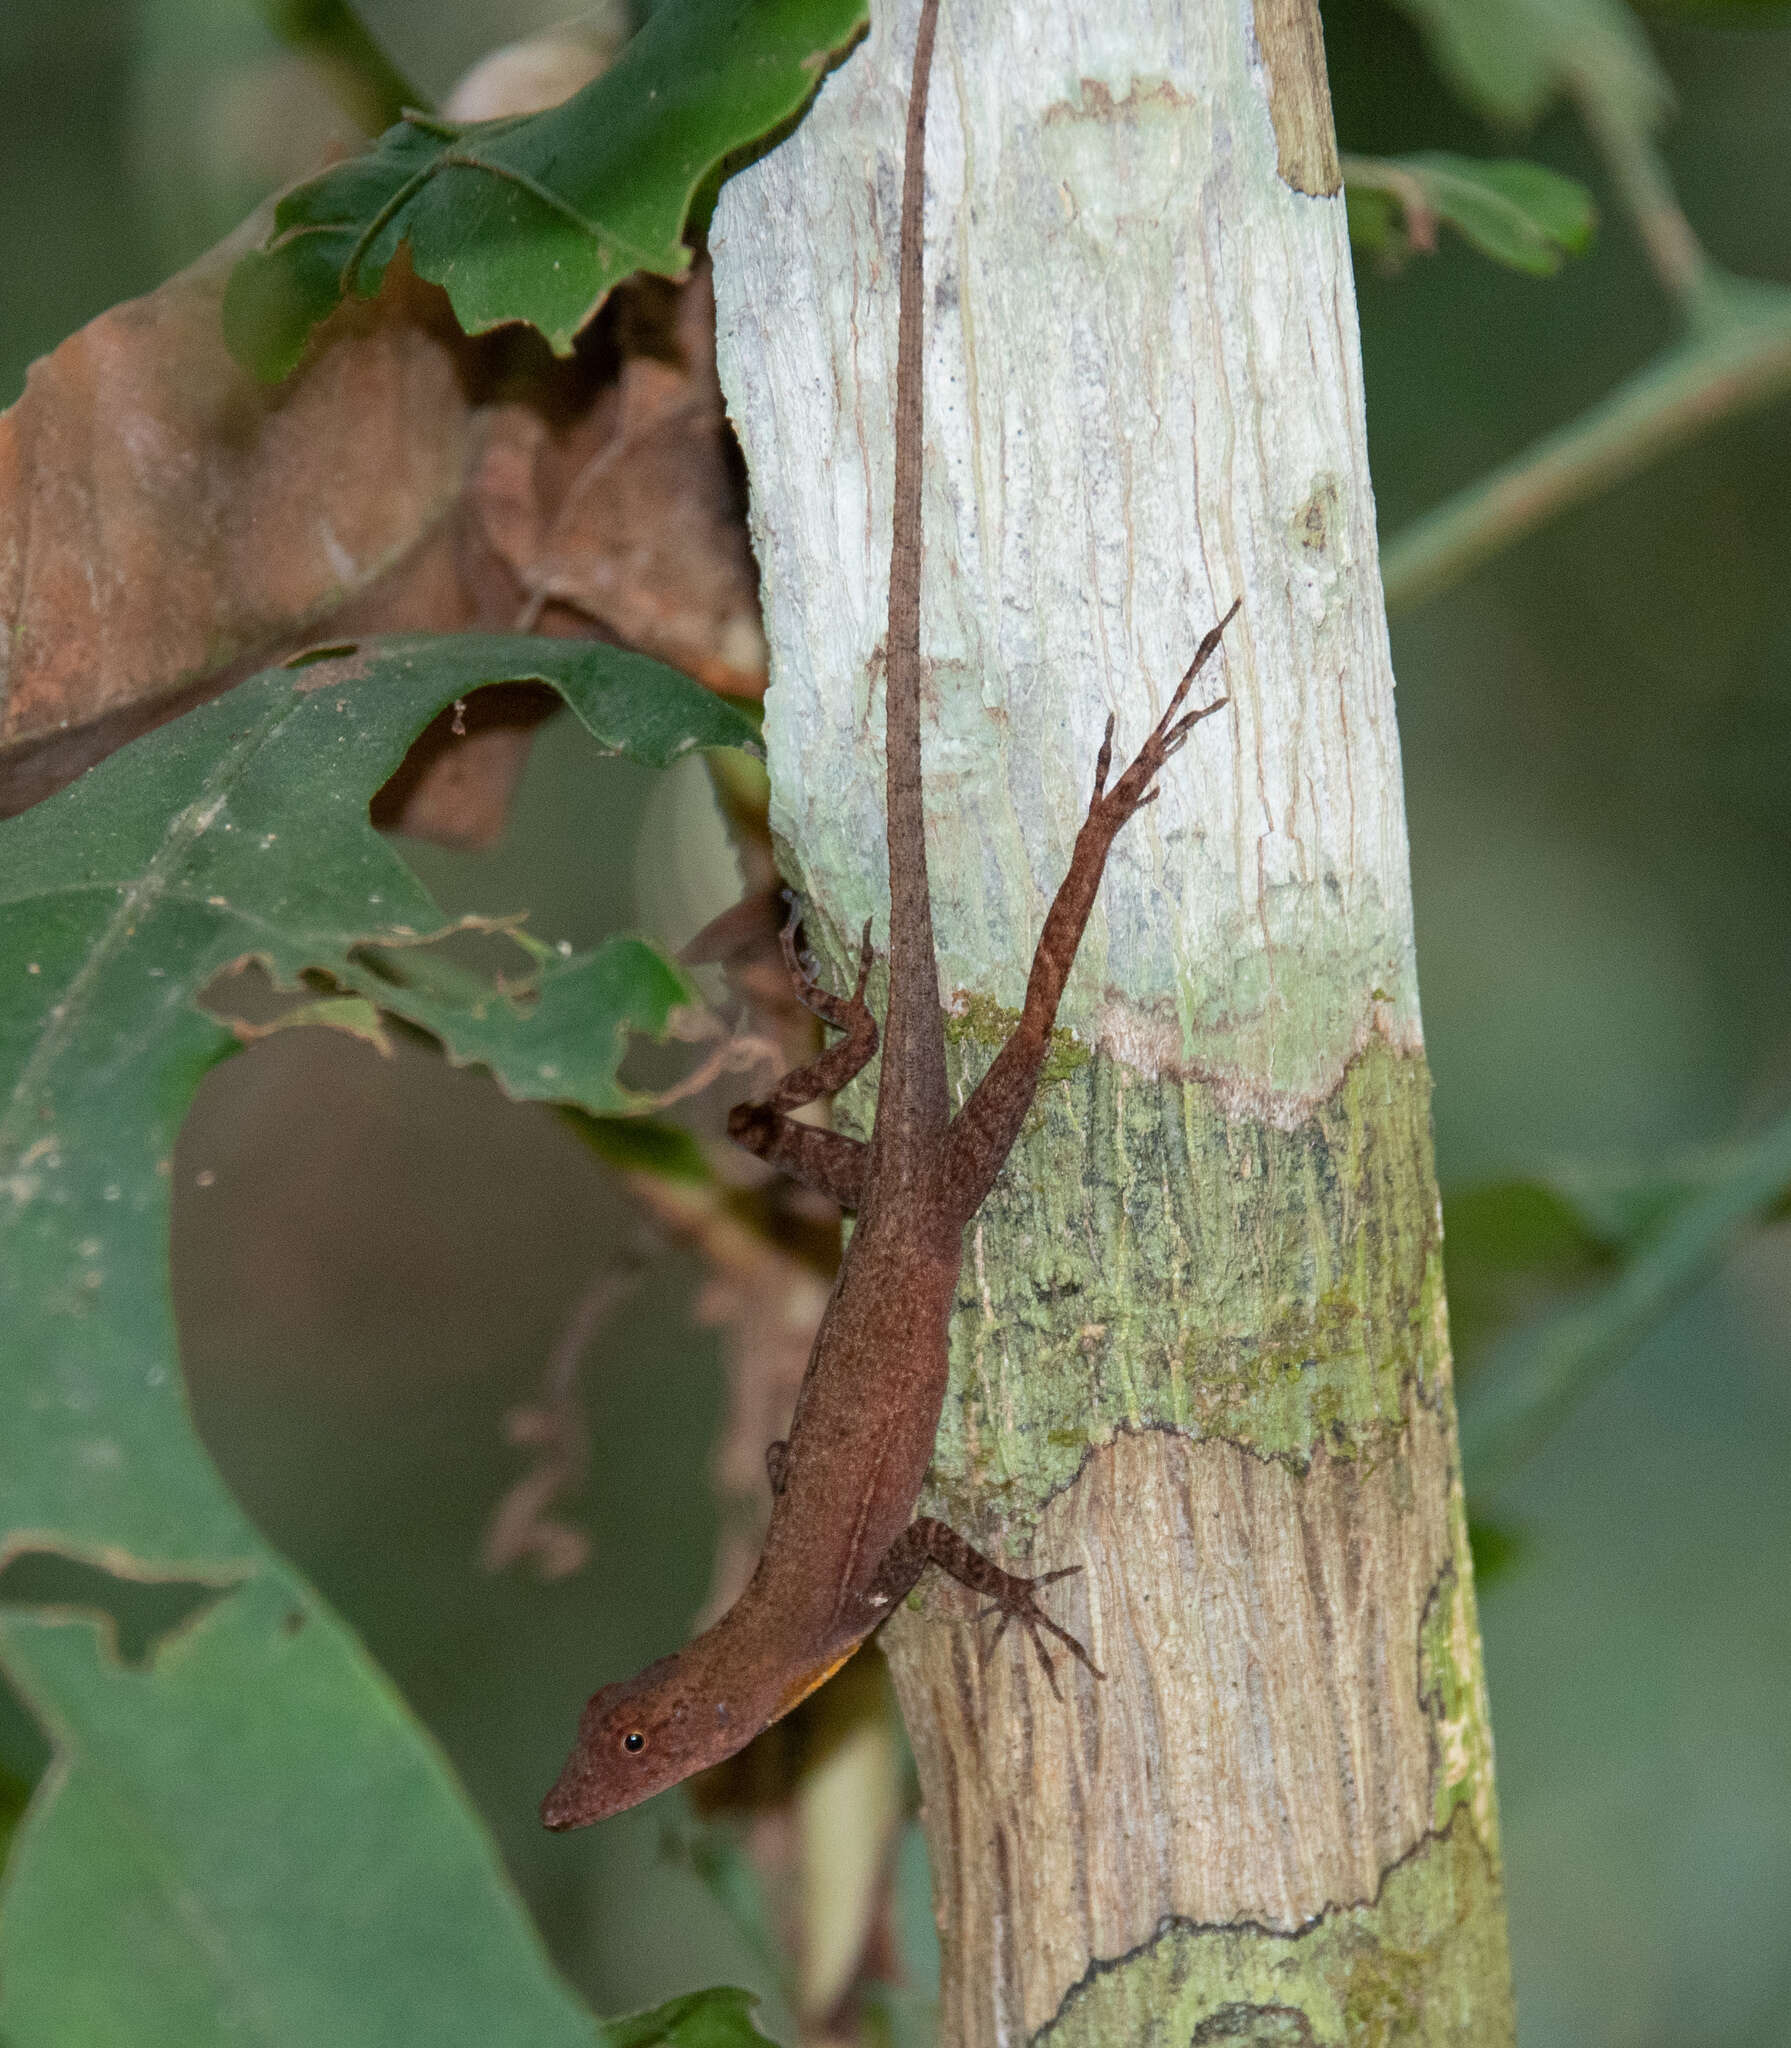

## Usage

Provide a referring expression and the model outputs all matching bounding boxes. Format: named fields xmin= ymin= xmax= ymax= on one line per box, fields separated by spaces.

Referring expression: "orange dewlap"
xmin=775 ymin=1642 xmax=862 ymax=1719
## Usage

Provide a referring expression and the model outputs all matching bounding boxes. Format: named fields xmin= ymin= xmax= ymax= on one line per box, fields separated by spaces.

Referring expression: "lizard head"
xmin=540 ymin=1651 xmax=741 ymax=1829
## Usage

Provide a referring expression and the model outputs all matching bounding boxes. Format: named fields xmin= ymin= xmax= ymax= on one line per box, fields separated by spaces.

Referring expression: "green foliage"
xmin=606 ymin=1987 xmax=776 ymax=2048
xmin=0 ymin=1577 xmax=601 ymax=2047
xmin=0 ymin=635 xmax=756 ymax=2044
xmin=1465 ymin=1516 xmax=1527 ymax=1588
xmin=224 ymin=0 xmax=870 ymax=379
xmin=1443 ymin=1177 xmax=1617 ymax=1367
xmin=1452 ymin=1106 xmax=1791 ymax=1499
xmin=1386 ymin=0 xmax=1669 ymax=131
xmin=1346 ymin=153 xmax=1596 ymax=275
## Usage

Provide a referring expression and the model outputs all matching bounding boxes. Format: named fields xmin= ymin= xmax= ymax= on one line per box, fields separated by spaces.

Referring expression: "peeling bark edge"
xmin=876 ymin=1028 xmax=1509 ymax=2039
xmin=1252 ymin=0 xmax=1343 ymax=197
xmin=713 ymin=0 xmax=1421 ymax=1107
xmin=885 ymin=1386 xmax=1505 ymax=2037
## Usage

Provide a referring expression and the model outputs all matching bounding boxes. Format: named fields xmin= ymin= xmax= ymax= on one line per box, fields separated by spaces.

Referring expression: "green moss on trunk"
xmin=926 ymin=1032 xmax=1446 ymax=1527
xmin=1040 ymin=1808 xmax=1512 ymax=2047
xmin=873 ymin=1026 xmax=1512 ymax=2043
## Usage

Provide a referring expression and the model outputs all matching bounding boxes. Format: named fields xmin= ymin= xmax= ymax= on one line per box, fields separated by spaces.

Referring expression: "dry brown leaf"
xmin=366 ymin=683 xmax=559 ymax=847
xmin=0 ymin=226 xmax=471 ymax=812
xmin=1 ymin=8 xmax=764 ymax=850
xmin=442 ymin=12 xmax=627 ymax=124
xmin=383 ymin=260 xmax=768 ymax=849
xmin=468 ymin=262 xmax=766 ymax=696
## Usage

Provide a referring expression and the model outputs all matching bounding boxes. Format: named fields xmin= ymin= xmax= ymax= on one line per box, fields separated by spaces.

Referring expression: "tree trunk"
xmin=711 ymin=2 xmax=1514 ymax=2041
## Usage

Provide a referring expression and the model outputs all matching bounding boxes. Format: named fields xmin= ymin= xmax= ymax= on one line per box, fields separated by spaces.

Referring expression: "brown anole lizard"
xmin=542 ymin=0 xmax=1235 ymax=1830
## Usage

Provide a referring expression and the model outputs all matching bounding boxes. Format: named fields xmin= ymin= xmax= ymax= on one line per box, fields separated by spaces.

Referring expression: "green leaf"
xmin=0 ymin=632 xmax=756 ymax=2043
xmin=1446 ymin=1178 xmax=1614 ymax=1272
xmin=0 ymin=1583 xmax=597 ymax=2048
xmin=225 ymin=0 xmax=870 ymax=380
xmin=1343 ymin=182 xmax=1401 ymax=261
xmin=1344 ymin=153 xmax=1596 ymax=276
xmin=1457 ymin=1105 xmax=1791 ymax=1498
xmin=1384 ymin=0 xmax=1668 ymax=133
xmin=563 ymin=1108 xmax=715 ymax=1185
xmin=1442 ymin=1176 xmax=1615 ymax=1371
xmin=604 ymin=1987 xmax=777 ymax=2048
xmin=1465 ymin=1516 xmax=1528 ymax=1588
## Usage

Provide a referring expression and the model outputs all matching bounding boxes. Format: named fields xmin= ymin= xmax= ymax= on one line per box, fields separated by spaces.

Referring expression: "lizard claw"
xmin=1092 ymin=599 xmax=1239 ymax=828
xmin=1091 ymin=714 xmax=1117 ymax=800
xmin=778 ymin=903 xmax=878 ymax=1035
xmin=973 ymin=1563 xmax=1104 ymax=1698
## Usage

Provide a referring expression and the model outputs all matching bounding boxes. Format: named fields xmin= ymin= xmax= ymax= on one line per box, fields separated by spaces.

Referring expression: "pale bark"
xmin=712 ymin=1 xmax=1512 ymax=2041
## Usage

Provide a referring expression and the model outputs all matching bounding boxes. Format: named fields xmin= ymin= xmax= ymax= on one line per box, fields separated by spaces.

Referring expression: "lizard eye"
xmin=622 ymin=1731 xmax=645 ymax=1753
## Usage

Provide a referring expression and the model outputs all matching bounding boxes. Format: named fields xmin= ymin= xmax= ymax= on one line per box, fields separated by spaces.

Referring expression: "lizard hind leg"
xmin=867 ymin=1517 xmax=1104 ymax=1700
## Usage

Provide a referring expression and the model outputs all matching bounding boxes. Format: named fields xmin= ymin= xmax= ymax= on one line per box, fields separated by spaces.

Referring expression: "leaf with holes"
xmin=0 ymin=632 xmax=757 ymax=2044
xmin=225 ymin=0 xmax=870 ymax=380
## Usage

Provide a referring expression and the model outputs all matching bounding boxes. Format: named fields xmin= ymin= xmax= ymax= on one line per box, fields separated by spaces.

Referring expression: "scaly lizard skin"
xmin=542 ymin=0 xmax=1234 ymax=1829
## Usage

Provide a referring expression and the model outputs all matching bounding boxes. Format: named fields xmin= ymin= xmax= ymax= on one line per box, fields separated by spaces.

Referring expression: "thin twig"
xmin=481 ymin=1264 xmax=642 ymax=1579
xmin=1381 ymin=27 xmax=1791 ymax=613
xmin=1571 ymin=77 xmax=1712 ymax=315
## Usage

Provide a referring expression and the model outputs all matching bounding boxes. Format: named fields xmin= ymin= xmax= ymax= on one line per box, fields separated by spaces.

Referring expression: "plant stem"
xmin=1573 ymin=78 xmax=1712 ymax=315
xmin=1381 ymin=286 xmax=1791 ymax=614
xmin=255 ymin=0 xmax=428 ymax=132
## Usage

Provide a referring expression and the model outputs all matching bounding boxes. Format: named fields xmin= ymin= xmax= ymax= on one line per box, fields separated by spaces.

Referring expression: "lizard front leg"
xmin=728 ymin=910 xmax=877 ymax=1208
xmin=940 ymin=604 xmax=1239 ymax=1219
xmin=864 ymin=1516 xmax=1102 ymax=1697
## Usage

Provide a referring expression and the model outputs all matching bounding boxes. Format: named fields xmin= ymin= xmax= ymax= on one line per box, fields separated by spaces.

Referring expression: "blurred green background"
xmin=2 ymin=1 xmax=1789 ymax=2043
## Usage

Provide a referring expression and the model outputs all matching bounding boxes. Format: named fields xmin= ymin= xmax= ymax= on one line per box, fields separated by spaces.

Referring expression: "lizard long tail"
xmin=870 ymin=0 xmax=950 ymax=1174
